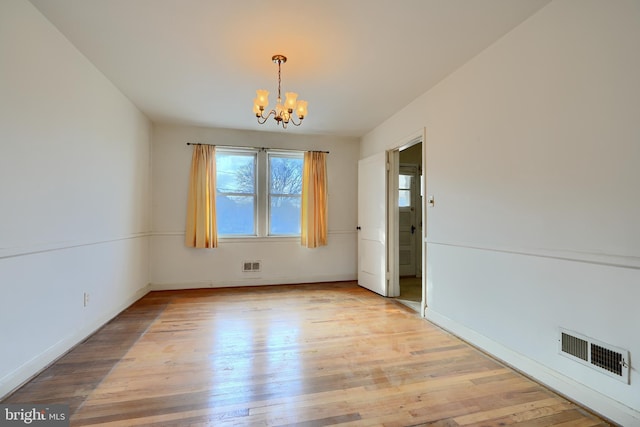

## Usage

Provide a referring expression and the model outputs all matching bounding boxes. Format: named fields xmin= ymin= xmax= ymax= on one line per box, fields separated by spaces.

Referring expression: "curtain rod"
xmin=186 ymin=142 xmax=329 ymax=154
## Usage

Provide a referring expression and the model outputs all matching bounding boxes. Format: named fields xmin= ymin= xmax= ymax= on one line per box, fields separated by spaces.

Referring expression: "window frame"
xmin=214 ymin=147 xmax=304 ymax=240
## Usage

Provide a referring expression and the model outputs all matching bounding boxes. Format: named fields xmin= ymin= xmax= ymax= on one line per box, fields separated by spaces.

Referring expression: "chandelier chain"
xmin=277 ymin=60 xmax=282 ymax=100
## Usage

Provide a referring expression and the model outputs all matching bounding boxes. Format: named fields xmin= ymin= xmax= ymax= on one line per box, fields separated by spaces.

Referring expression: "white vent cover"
xmin=559 ymin=328 xmax=630 ymax=384
xmin=242 ymin=260 xmax=261 ymax=272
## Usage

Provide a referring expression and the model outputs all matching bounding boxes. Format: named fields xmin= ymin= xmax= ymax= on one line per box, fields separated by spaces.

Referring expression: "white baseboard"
xmin=0 ymin=284 xmax=151 ymax=400
xmin=425 ymin=309 xmax=639 ymax=427
xmin=150 ymin=274 xmax=356 ymax=291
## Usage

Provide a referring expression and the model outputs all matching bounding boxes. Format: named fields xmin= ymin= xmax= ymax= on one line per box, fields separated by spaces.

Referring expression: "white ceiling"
xmin=29 ymin=0 xmax=550 ymax=137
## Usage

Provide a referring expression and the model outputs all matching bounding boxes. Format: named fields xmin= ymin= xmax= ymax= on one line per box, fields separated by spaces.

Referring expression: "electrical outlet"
xmin=83 ymin=292 xmax=90 ymax=307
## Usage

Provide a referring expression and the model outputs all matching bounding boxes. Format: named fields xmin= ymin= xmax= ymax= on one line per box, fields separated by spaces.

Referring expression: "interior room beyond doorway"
xmin=395 ymin=141 xmax=423 ymax=313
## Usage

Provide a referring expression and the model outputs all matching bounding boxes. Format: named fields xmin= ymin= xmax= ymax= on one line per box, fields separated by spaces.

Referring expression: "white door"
xmin=357 ymin=152 xmax=388 ymax=296
xmin=398 ymin=166 xmax=417 ymax=276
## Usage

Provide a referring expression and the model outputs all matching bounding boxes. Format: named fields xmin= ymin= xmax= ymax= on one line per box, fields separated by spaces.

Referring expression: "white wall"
xmin=0 ymin=0 xmax=151 ymax=398
xmin=151 ymin=124 xmax=358 ymax=289
xmin=361 ymin=0 xmax=640 ymax=425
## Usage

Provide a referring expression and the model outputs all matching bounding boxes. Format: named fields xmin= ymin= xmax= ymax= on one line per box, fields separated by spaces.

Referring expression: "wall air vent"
xmin=559 ymin=328 xmax=630 ymax=384
xmin=242 ymin=260 xmax=261 ymax=272
xmin=561 ymin=332 xmax=588 ymax=361
xmin=591 ymin=343 xmax=623 ymax=377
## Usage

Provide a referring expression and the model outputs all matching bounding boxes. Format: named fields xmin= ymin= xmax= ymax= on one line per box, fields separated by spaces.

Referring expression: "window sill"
xmin=218 ymin=235 xmax=301 ymax=244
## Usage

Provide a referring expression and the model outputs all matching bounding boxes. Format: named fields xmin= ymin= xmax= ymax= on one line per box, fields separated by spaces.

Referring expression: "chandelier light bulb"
xmin=296 ymin=100 xmax=308 ymax=119
xmin=253 ymin=100 xmax=262 ymax=116
xmin=256 ymin=90 xmax=269 ymax=109
xmin=284 ymin=92 xmax=298 ymax=112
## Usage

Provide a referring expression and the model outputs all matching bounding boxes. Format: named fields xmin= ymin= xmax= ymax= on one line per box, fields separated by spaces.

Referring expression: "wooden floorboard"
xmin=3 ymin=281 xmax=611 ymax=426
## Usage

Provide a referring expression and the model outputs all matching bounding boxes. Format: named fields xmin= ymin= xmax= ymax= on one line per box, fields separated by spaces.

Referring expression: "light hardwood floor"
xmin=3 ymin=282 xmax=610 ymax=426
xmin=397 ymin=277 xmax=422 ymax=312
xmin=398 ymin=277 xmax=422 ymax=303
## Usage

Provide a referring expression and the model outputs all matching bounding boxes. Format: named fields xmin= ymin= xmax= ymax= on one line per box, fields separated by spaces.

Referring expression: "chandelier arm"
xmin=288 ymin=115 xmax=302 ymax=126
xmin=257 ymin=109 xmax=276 ymax=125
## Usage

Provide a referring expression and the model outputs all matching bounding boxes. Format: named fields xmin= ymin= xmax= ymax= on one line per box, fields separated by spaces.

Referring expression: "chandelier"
xmin=253 ymin=55 xmax=308 ymax=128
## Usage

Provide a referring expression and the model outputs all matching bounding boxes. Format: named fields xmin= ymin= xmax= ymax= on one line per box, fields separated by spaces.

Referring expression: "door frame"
xmin=387 ymin=128 xmax=427 ymax=316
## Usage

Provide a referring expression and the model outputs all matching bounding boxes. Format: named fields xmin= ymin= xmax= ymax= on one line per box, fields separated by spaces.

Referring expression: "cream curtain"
xmin=185 ymin=145 xmax=218 ymax=248
xmin=300 ymin=151 xmax=328 ymax=248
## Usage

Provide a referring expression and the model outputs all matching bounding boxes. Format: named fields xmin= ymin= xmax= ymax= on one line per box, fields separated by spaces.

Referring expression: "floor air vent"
xmin=559 ymin=328 xmax=629 ymax=383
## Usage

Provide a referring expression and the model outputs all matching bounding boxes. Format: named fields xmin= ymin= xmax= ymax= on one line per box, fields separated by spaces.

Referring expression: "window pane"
xmin=216 ymin=152 xmax=255 ymax=194
xmin=399 ymin=189 xmax=411 ymax=207
xmin=270 ymin=156 xmax=303 ymax=194
xmin=399 ymin=174 xmax=412 ymax=190
xmin=269 ymin=153 xmax=303 ymax=236
xmin=216 ymin=151 xmax=257 ymax=236
xmin=216 ymin=195 xmax=255 ymax=235
xmin=270 ymin=196 xmax=301 ymax=235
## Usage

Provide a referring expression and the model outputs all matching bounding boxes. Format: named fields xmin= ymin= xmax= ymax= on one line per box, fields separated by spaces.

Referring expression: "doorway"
xmin=356 ymin=129 xmax=425 ymax=314
xmin=392 ymin=141 xmax=424 ymax=313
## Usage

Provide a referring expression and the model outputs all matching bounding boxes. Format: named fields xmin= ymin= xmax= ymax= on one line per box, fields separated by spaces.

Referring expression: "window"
xmin=399 ymin=174 xmax=413 ymax=207
xmin=215 ymin=148 xmax=303 ymax=237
